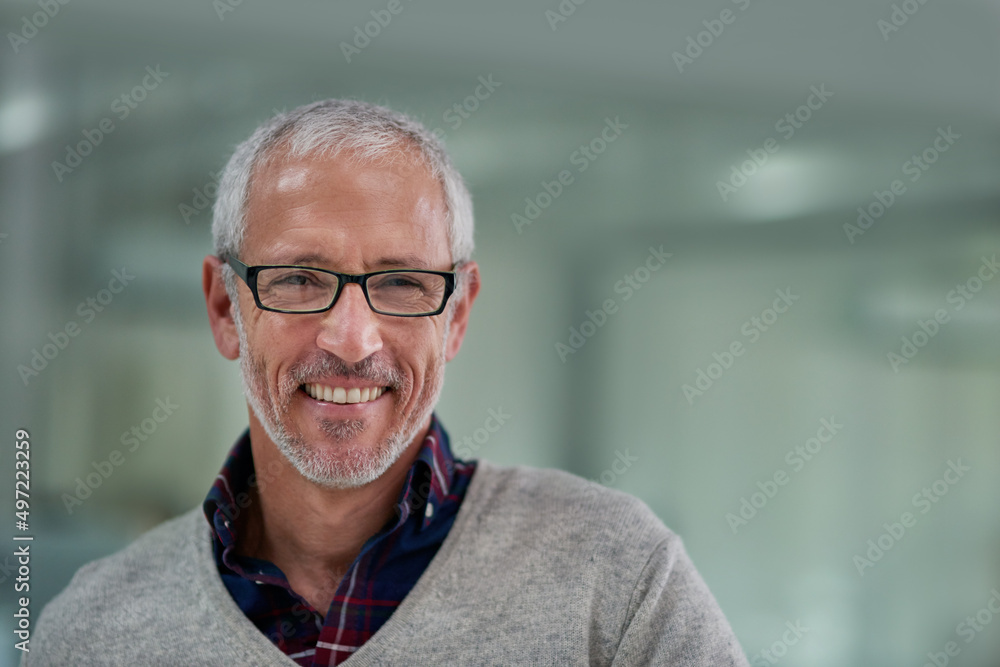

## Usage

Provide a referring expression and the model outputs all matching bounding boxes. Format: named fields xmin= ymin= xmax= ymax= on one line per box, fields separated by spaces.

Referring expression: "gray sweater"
xmin=26 ymin=461 xmax=749 ymax=666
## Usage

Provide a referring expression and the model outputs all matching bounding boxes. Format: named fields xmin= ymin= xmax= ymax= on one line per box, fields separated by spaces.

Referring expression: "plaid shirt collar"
xmin=203 ymin=413 xmax=457 ymax=558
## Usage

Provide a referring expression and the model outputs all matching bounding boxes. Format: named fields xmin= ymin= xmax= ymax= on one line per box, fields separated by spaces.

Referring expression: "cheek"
xmin=419 ymin=329 xmax=449 ymax=385
xmin=242 ymin=326 xmax=299 ymax=394
xmin=391 ymin=325 xmax=444 ymax=388
xmin=251 ymin=316 xmax=311 ymax=357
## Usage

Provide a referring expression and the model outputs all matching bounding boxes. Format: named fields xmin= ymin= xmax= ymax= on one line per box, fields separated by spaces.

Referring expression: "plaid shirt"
xmin=202 ymin=414 xmax=477 ymax=666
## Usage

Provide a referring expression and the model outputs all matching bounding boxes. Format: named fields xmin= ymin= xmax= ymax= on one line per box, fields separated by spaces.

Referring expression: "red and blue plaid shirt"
xmin=203 ymin=414 xmax=477 ymax=666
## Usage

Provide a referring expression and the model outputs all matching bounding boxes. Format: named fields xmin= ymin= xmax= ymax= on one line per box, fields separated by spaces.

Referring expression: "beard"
xmin=233 ymin=309 xmax=448 ymax=489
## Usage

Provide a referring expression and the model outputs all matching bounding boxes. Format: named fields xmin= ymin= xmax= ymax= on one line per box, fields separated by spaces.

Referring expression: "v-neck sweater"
xmin=25 ymin=461 xmax=749 ymax=666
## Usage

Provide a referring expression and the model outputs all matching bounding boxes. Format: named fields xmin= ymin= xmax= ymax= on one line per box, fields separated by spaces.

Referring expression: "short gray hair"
xmin=211 ymin=99 xmax=474 ymax=268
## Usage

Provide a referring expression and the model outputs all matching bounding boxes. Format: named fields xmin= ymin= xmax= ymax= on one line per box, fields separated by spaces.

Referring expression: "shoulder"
xmin=27 ymin=508 xmax=208 ymax=664
xmin=50 ymin=507 xmax=204 ymax=596
xmin=462 ymin=463 xmax=747 ymax=665
xmin=467 ymin=460 xmax=677 ymax=570
xmin=472 ymin=460 xmax=669 ymax=531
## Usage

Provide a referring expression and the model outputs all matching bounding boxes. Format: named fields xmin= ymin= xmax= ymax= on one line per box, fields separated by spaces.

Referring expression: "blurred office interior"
xmin=1 ymin=1 xmax=999 ymax=664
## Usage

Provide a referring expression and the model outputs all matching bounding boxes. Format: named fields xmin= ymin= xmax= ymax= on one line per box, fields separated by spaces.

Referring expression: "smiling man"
xmin=28 ymin=100 xmax=749 ymax=666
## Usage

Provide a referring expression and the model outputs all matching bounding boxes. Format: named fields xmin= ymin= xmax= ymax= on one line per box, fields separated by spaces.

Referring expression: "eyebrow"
xmin=283 ymin=253 xmax=432 ymax=270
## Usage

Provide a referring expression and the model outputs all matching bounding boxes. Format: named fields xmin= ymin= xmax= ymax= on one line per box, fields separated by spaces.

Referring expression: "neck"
xmin=238 ymin=415 xmax=430 ymax=612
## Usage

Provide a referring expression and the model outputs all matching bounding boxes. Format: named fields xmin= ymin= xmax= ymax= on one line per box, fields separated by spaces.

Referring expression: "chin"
xmin=272 ymin=416 xmax=416 ymax=489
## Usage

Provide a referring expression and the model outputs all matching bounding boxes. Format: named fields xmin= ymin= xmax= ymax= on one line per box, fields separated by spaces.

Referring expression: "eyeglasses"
xmin=222 ymin=255 xmax=456 ymax=317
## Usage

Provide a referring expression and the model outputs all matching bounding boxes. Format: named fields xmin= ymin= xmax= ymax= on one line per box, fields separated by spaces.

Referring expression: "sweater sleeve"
xmin=610 ymin=534 xmax=749 ymax=667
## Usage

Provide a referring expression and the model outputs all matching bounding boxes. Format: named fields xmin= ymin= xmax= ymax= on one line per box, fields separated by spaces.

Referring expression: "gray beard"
xmin=232 ymin=305 xmax=447 ymax=489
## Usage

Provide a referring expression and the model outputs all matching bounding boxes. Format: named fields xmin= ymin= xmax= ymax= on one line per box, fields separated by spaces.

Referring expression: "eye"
xmin=369 ymin=273 xmax=433 ymax=292
xmin=258 ymin=268 xmax=333 ymax=293
xmin=275 ymin=272 xmax=315 ymax=286
xmin=381 ymin=276 xmax=423 ymax=288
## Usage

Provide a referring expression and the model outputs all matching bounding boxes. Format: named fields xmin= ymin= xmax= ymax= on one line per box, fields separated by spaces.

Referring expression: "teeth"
xmin=305 ymin=383 xmax=384 ymax=405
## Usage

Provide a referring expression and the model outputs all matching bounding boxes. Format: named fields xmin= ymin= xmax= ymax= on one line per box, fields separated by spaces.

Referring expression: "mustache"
xmin=287 ymin=352 xmax=406 ymax=390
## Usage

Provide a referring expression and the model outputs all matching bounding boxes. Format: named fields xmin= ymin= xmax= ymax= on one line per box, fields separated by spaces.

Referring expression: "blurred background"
xmin=2 ymin=0 xmax=1000 ymax=664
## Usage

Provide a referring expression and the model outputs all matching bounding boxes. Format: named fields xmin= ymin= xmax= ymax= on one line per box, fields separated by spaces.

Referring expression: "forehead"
xmin=241 ymin=145 xmax=451 ymax=268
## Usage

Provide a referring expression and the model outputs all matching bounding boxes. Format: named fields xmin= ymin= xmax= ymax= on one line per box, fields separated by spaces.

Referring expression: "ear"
xmin=444 ymin=261 xmax=481 ymax=362
xmin=203 ymin=255 xmax=241 ymax=361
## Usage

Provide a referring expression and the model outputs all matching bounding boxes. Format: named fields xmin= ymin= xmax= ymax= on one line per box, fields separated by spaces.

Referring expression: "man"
xmin=28 ymin=99 xmax=749 ymax=665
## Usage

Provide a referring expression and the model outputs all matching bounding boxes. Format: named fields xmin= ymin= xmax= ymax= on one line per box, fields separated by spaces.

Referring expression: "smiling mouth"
xmin=302 ymin=383 xmax=387 ymax=405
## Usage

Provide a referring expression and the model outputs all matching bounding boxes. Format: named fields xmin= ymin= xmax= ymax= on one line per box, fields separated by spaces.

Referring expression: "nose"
xmin=314 ymin=283 xmax=383 ymax=363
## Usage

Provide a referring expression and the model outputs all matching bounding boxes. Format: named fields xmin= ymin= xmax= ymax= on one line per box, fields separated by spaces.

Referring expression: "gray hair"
xmin=211 ymin=99 xmax=475 ymax=271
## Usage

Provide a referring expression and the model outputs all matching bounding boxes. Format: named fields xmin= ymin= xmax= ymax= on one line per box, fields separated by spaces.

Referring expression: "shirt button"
xmin=425 ymin=504 xmax=434 ymax=519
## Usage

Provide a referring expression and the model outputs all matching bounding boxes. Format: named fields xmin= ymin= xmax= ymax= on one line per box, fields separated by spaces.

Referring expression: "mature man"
xmin=29 ymin=100 xmax=749 ymax=665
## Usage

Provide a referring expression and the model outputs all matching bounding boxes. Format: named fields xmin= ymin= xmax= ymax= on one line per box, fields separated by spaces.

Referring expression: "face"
xmin=220 ymin=146 xmax=475 ymax=489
